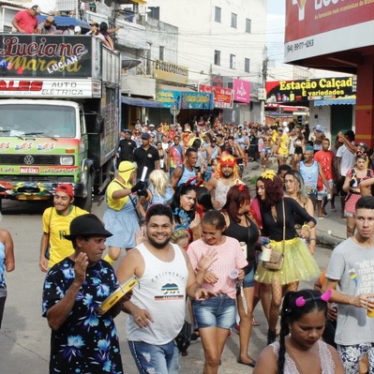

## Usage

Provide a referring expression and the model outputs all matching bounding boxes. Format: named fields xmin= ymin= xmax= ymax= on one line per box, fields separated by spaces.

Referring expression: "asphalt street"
xmin=0 ymin=172 xmax=346 ymax=373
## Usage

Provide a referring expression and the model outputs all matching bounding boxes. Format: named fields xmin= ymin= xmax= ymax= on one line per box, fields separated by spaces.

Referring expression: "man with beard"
xmin=116 ymin=204 xmax=212 ymax=374
xmin=37 ymin=16 xmax=57 ymax=34
xmin=39 ymin=183 xmax=88 ymax=272
xmin=205 ymin=153 xmax=243 ymax=210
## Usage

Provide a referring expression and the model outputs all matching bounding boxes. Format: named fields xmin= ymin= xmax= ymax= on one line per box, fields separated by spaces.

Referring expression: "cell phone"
xmin=97 ymin=276 xmax=138 ymax=315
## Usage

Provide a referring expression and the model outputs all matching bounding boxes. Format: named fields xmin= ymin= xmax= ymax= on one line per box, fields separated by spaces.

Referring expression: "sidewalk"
xmin=242 ymin=161 xmax=346 ymax=249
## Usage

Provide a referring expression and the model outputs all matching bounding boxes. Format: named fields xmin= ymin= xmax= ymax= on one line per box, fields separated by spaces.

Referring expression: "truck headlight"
xmin=60 ymin=156 xmax=74 ymax=166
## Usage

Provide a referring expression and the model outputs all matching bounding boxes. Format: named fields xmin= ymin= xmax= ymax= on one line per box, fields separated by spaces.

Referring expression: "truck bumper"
xmin=0 ymin=179 xmax=75 ymax=200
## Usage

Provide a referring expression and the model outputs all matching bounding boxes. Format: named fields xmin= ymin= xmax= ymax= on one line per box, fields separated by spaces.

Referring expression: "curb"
xmin=317 ymin=232 xmax=344 ymax=249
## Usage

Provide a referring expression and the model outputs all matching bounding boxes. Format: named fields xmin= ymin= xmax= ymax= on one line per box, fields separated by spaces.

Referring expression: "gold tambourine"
xmin=97 ymin=276 xmax=138 ymax=315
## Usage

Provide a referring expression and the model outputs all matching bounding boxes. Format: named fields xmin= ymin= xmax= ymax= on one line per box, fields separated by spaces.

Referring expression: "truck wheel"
xmin=77 ymin=173 xmax=93 ymax=212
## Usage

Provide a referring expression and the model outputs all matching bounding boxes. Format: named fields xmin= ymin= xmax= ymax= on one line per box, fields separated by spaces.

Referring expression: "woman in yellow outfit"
xmin=254 ymin=170 xmax=320 ymax=345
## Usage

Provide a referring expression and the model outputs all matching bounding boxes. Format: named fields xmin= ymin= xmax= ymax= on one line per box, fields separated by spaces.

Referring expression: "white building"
xmin=145 ymin=0 xmax=267 ymax=124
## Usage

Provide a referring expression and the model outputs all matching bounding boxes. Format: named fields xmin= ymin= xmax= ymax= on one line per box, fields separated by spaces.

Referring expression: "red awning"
xmin=266 ymin=104 xmax=307 ymax=112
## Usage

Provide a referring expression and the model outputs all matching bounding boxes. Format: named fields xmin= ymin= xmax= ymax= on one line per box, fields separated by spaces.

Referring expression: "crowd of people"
xmin=11 ymin=5 xmax=119 ymax=50
xmin=2 ymin=116 xmax=374 ymax=373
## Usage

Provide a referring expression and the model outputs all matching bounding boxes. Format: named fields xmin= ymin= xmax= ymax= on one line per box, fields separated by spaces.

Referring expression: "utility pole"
xmin=260 ymin=47 xmax=269 ymax=125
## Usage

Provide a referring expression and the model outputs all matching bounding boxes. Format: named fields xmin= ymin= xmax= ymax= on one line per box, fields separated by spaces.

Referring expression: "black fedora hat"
xmin=64 ymin=214 xmax=112 ymax=240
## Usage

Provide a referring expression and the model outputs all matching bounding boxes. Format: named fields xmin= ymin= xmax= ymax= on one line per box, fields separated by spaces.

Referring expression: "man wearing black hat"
xmin=118 ymin=129 xmax=136 ymax=163
xmin=42 ymin=214 xmax=125 ymax=373
xmin=133 ymin=132 xmax=160 ymax=180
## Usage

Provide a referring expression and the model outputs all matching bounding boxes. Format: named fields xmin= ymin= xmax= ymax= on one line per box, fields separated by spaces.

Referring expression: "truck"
xmin=0 ymin=34 xmax=121 ymax=211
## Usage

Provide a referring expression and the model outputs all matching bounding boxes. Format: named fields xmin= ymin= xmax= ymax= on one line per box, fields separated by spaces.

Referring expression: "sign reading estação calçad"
xmin=266 ymin=77 xmax=356 ymax=102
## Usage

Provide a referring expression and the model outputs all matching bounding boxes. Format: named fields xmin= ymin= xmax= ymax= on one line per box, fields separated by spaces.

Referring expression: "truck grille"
xmin=0 ymin=155 xmax=68 ymax=165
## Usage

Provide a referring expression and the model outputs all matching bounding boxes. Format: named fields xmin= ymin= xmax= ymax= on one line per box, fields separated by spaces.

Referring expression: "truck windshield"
xmin=0 ymin=104 xmax=76 ymax=138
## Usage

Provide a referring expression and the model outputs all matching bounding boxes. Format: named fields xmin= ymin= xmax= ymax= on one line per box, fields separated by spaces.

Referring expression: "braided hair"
xmin=277 ymin=289 xmax=328 ymax=373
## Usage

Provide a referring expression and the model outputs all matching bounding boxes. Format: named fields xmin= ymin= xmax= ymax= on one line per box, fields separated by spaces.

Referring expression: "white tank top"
xmin=213 ymin=179 xmax=232 ymax=209
xmin=126 ymin=242 xmax=188 ymax=345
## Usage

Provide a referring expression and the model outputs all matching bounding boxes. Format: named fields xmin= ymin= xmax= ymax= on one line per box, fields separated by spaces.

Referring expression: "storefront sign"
xmin=181 ymin=92 xmax=213 ymax=110
xmin=266 ymin=77 xmax=355 ymax=102
xmin=0 ymin=79 xmax=100 ymax=98
xmin=285 ymin=1 xmax=374 ymax=62
xmin=156 ymin=89 xmax=213 ymax=109
xmin=199 ymin=84 xmax=233 ymax=109
xmin=233 ymin=79 xmax=250 ymax=103
xmin=153 ymin=60 xmax=189 ymax=85
xmin=156 ymin=89 xmax=181 ymax=108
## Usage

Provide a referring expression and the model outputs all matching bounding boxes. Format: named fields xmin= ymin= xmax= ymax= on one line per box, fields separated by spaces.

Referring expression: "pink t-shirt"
xmin=14 ymin=10 xmax=38 ymax=33
xmin=187 ymin=236 xmax=248 ymax=299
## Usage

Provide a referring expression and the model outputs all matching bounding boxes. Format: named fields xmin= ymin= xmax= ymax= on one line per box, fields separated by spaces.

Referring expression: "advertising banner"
xmin=199 ymin=84 xmax=233 ymax=109
xmin=0 ymin=35 xmax=93 ymax=78
xmin=285 ymin=1 xmax=374 ymax=62
xmin=233 ymin=79 xmax=250 ymax=103
xmin=266 ymin=76 xmax=355 ymax=102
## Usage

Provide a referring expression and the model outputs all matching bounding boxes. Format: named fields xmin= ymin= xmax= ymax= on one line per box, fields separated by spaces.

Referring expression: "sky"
xmin=266 ymin=0 xmax=286 ymax=65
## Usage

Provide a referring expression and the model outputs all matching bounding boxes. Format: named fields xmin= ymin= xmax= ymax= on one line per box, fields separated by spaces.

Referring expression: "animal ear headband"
xmin=295 ymin=289 xmax=332 ymax=307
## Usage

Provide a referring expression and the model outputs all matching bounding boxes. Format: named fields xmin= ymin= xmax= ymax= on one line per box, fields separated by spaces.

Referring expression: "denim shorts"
xmin=192 ymin=294 xmax=236 ymax=329
xmin=243 ymin=266 xmax=255 ymax=288
xmin=128 ymin=340 xmax=180 ymax=374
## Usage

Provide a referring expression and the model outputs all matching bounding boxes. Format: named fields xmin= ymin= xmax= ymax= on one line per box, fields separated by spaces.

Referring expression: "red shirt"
xmin=314 ymin=149 xmax=334 ymax=190
xmin=14 ymin=10 xmax=37 ymax=33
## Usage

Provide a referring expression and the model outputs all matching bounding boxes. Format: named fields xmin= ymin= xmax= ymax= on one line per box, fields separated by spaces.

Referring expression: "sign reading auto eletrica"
xmin=285 ymin=0 xmax=374 ymax=63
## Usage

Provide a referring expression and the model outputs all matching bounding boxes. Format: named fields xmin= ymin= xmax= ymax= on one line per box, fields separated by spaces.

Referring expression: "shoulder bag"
xmin=263 ymin=199 xmax=285 ymax=271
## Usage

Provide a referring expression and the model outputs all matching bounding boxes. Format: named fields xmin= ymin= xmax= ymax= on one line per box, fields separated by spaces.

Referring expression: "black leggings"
xmin=0 ymin=296 xmax=6 ymax=329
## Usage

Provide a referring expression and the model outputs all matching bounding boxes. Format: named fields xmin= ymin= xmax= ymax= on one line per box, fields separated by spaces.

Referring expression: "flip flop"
xmin=237 ymin=358 xmax=256 ymax=368
xmin=252 ymin=318 xmax=261 ymax=326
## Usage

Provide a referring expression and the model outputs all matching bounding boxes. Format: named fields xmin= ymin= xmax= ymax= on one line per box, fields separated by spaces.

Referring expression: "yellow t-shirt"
xmin=106 ymin=178 xmax=131 ymax=211
xmin=42 ymin=205 xmax=89 ymax=267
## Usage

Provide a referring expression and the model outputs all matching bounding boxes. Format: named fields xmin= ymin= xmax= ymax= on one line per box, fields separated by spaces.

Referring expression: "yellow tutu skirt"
xmin=255 ymin=237 xmax=320 ymax=285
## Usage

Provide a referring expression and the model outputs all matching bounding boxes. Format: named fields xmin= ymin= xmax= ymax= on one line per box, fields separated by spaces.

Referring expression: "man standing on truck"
xmin=133 ymin=132 xmax=160 ymax=180
xmin=12 ymin=5 xmax=40 ymax=34
xmin=39 ymin=184 xmax=89 ymax=272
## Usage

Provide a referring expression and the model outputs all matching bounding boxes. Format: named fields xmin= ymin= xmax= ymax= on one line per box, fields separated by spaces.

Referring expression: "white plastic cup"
xmin=261 ymin=246 xmax=272 ymax=262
